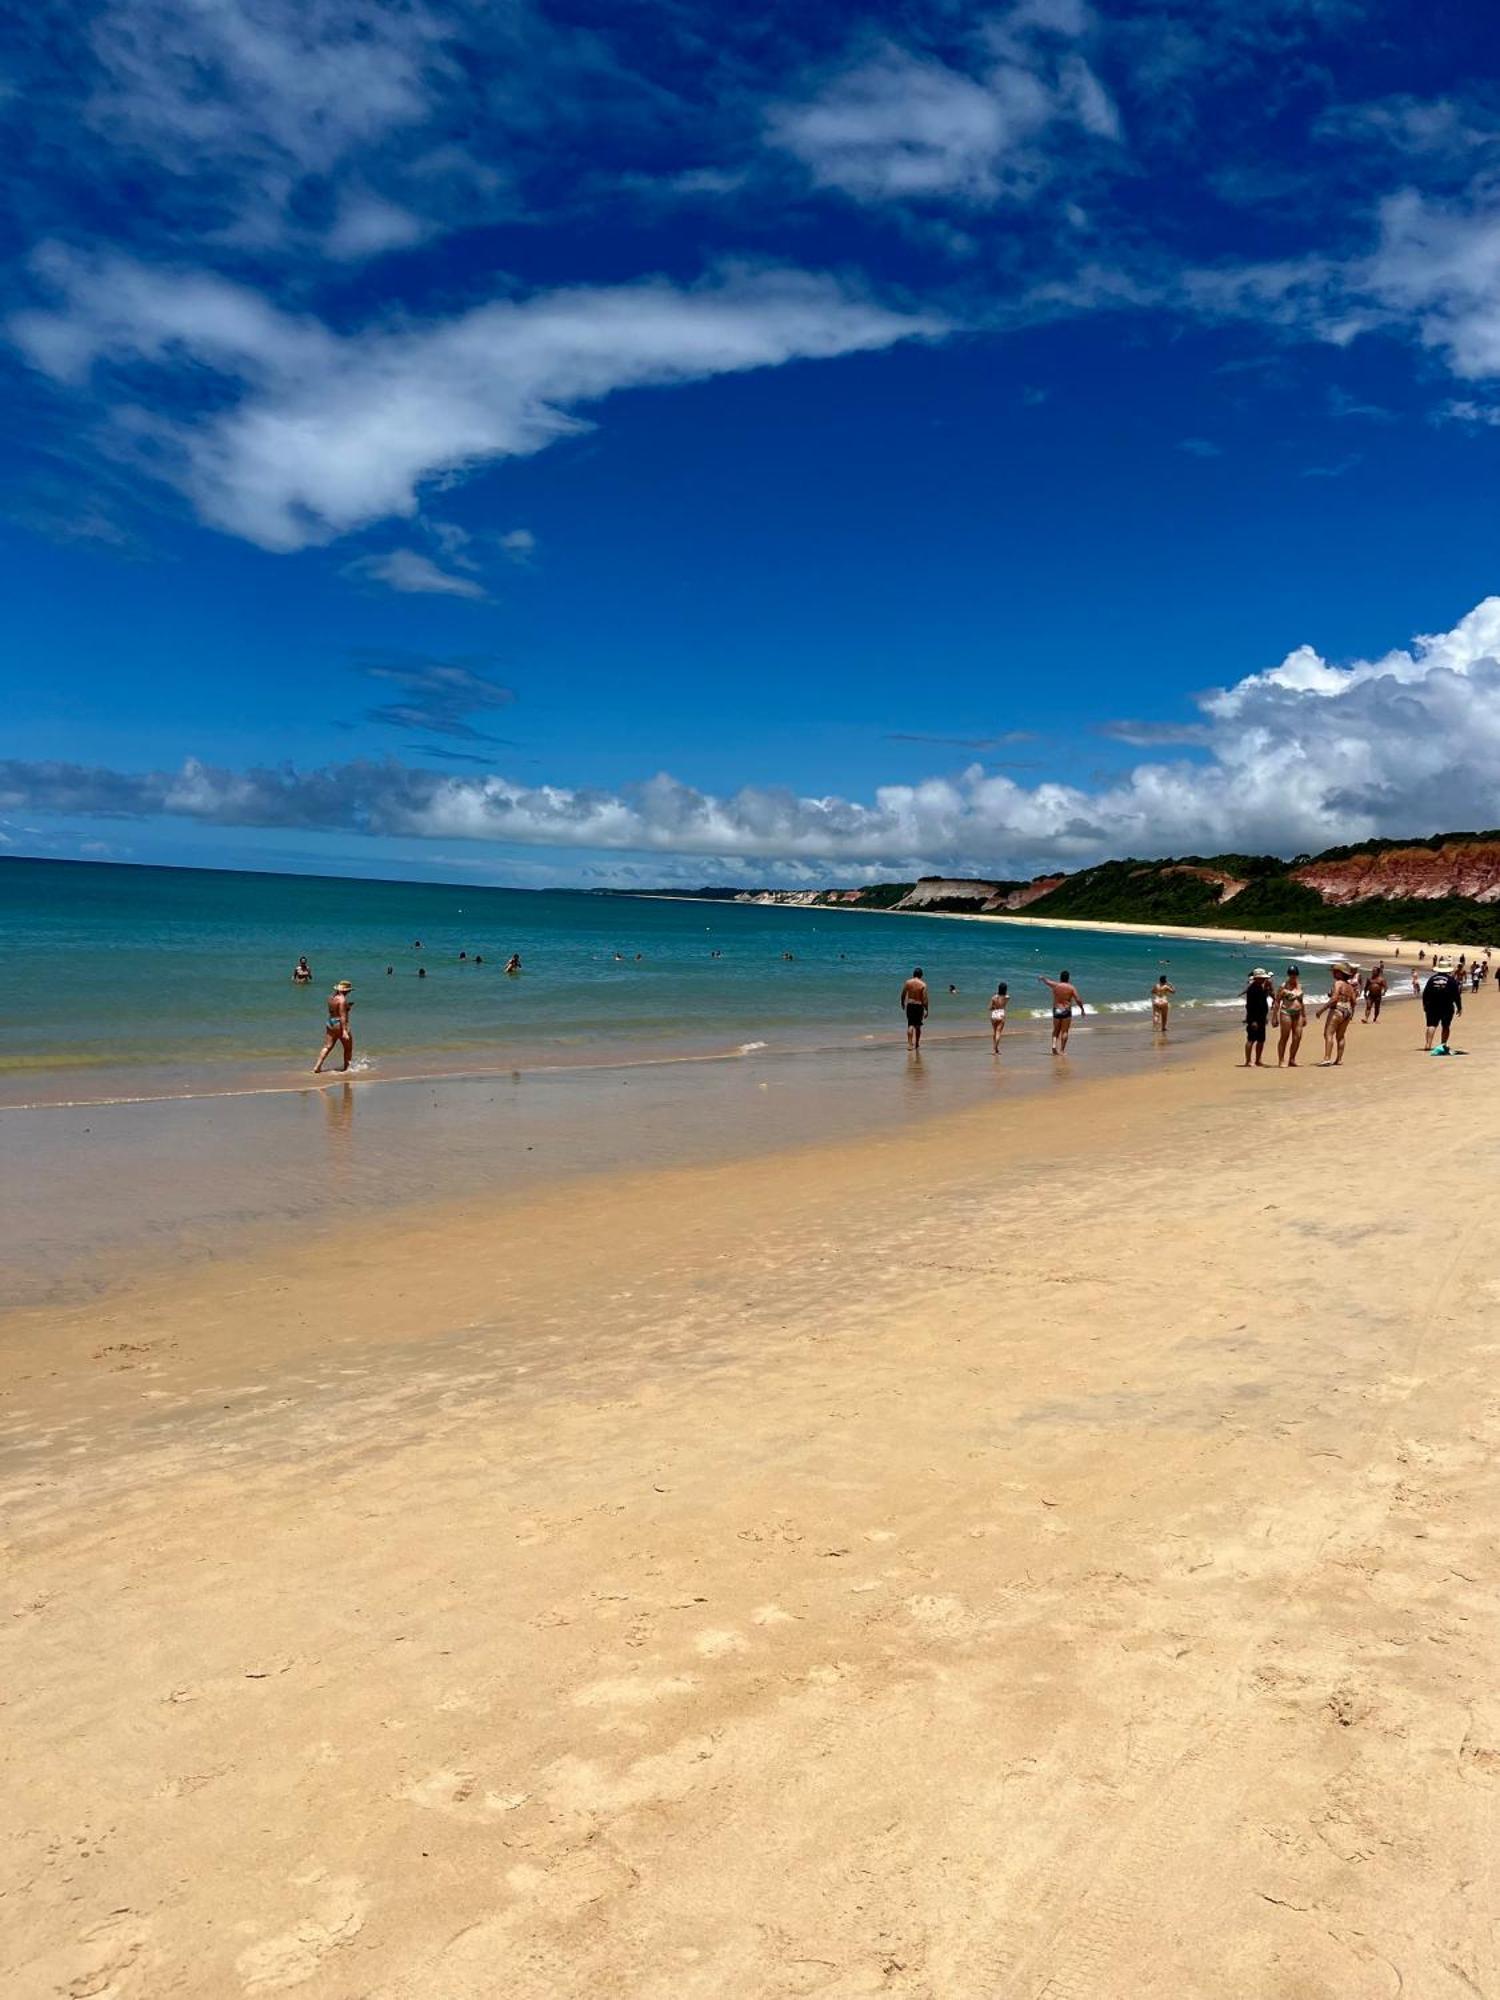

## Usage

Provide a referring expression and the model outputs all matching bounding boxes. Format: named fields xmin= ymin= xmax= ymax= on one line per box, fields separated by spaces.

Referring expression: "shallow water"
xmin=1 ymin=856 xmax=1307 ymax=1100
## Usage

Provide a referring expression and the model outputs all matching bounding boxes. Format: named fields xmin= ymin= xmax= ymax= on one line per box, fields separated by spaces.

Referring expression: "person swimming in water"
xmin=292 ymin=956 xmax=312 ymax=985
xmin=313 ymin=980 xmax=353 ymax=1074
xmin=504 ymin=954 xmax=522 ymax=975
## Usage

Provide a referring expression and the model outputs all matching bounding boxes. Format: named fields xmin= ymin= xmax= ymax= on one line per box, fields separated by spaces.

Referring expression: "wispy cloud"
xmin=1177 ymin=436 xmax=1222 ymax=457
xmin=766 ymin=6 xmax=1119 ymax=209
xmin=887 ymin=731 xmax=1037 ymax=750
xmin=11 ymin=253 xmax=946 ymax=551
xmin=358 ymin=652 xmax=516 ymax=741
xmin=12 ymin=600 xmax=1500 ymax=874
xmin=350 ymin=548 xmax=487 ymax=598
xmin=406 ymin=744 xmax=497 ymax=765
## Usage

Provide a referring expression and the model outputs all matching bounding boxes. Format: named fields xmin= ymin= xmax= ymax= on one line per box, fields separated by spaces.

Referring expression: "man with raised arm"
xmin=1038 ymin=970 xmax=1086 ymax=1055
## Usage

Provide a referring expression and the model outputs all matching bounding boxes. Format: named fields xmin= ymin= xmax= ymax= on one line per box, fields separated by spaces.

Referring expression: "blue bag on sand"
xmin=1430 ymin=1044 xmax=1449 ymax=1056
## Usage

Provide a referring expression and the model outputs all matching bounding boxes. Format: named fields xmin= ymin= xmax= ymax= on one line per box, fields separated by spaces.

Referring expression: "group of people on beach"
xmin=296 ymin=936 xmax=1493 ymax=1081
xmin=901 ymin=966 xmax=1085 ymax=1055
xmin=899 ymin=949 xmax=1491 ymax=1069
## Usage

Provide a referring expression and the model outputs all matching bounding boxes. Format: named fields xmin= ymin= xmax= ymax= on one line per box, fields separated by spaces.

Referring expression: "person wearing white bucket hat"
xmin=1241 ymin=968 xmax=1275 ymax=1068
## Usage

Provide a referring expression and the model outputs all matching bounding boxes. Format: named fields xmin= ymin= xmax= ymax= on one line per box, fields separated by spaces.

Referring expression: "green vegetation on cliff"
xmin=1023 ymin=856 xmax=1500 ymax=946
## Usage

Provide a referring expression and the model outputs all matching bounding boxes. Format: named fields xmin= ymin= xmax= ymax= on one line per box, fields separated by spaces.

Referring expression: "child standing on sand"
xmin=989 ymin=982 xmax=1008 ymax=1052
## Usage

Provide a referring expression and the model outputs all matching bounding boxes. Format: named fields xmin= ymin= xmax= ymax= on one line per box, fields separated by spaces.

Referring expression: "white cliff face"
xmin=894 ymin=878 xmax=1005 ymax=910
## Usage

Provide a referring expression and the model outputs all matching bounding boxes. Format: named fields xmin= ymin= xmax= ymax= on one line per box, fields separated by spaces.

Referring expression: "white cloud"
xmin=499 ymin=528 xmax=536 ymax=562
xmin=351 ymin=549 xmax=486 ymax=599
xmin=324 ymin=192 xmax=430 ymax=262
xmin=11 ymin=252 xmax=946 ymax=551
xmin=1183 ymin=183 xmax=1500 ymax=390
xmin=1362 ymin=188 xmax=1500 ymax=379
xmin=87 ymin=0 xmax=444 ymax=181
xmin=769 ymin=49 xmax=1054 ymax=204
xmin=9 ymin=600 xmax=1500 ymax=874
xmin=766 ymin=8 xmax=1118 ymax=208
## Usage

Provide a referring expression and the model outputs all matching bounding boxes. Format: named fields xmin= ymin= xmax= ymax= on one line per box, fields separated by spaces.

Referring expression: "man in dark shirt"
xmin=1422 ymin=963 xmax=1462 ymax=1050
xmin=1242 ymin=968 xmax=1274 ymax=1068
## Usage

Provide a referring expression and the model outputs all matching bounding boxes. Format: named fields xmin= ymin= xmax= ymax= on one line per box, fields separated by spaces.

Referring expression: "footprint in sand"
xmin=234 ymin=1873 xmax=370 ymax=1993
xmin=404 ymin=1769 xmax=530 ymax=1817
xmin=905 ymin=1594 xmax=973 ymax=1638
xmin=693 ymin=1628 xmax=749 ymax=1657
xmin=34 ymin=1909 xmax=155 ymax=2000
xmin=572 ymin=1673 xmax=699 ymax=1708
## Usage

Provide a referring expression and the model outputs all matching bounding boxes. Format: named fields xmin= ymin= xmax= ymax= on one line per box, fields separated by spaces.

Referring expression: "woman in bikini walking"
xmin=1316 ymin=965 xmax=1357 ymax=1066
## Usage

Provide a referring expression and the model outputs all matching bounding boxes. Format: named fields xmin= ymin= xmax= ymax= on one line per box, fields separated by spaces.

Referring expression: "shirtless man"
xmin=313 ymin=980 xmax=353 ymax=1074
xmin=901 ymin=967 xmax=930 ymax=1051
xmin=1150 ymin=975 xmax=1175 ymax=1033
xmin=1362 ymin=961 xmax=1387 ymax=1023
xmin=1038 ymin=970 xmax=1085 ymax=1054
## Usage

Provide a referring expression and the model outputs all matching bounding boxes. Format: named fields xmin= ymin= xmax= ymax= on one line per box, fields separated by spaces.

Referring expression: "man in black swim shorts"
xmin=900 ymin=967 xmax=930 ymax=1051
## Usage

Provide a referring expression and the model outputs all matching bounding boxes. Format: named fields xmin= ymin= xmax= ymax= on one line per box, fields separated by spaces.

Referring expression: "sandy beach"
xmin=725 ymin=893 xmax=1491 ymax=964
xmin=6 ymin=1002 xmax=1500 ymax=1998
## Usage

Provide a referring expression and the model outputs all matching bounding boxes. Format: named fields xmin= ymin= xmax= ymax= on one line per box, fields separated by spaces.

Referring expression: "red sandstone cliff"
xmin=1291 ymin=841 xmax=1500 ymax=906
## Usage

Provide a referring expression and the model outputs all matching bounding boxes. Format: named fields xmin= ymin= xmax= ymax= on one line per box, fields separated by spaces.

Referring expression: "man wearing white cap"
xmin=1242 ymin=968 xmax=1275 ymax=1068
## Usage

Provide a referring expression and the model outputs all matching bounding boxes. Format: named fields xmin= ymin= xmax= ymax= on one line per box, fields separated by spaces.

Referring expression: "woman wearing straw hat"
xmin=1316 ymin=964 xmax=1358 ymax=1066
xmin=314 ymin=979 xmax=354 ymax=1075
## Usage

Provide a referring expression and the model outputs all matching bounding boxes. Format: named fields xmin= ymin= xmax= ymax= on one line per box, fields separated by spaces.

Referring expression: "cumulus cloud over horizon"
xmin=8 ymin=600 xmax=1500 ymax=879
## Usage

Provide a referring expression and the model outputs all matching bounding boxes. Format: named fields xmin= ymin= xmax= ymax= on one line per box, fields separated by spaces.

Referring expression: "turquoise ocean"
xmin=2 ymin=856 xmax=1348 ymax=1302
xmin=1 ymin=856 xmax=1304 ymax=1097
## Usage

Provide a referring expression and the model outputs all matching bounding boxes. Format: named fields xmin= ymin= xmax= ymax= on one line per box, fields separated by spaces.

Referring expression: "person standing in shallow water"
xmin=314 ymin=980 xmax=353 ymax=1074
xmin=988 ymin=981 xmax=1008 ymax=1052
xmin=1150 ymin=975 xmax=1175 ymax=1033
xmin=1037 ymin=971 xmax=1085 ymax=1054
xmin=901 ymin=967 xmax=929 ymax=1051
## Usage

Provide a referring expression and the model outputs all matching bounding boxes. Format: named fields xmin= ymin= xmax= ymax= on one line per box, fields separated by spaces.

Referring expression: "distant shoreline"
xmin=628 ymin=893 xmax=1486 ymax=963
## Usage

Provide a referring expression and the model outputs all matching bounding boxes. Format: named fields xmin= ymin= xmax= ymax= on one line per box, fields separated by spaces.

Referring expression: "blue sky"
xmin=5 ymin=0 xmax=1500 ymax=885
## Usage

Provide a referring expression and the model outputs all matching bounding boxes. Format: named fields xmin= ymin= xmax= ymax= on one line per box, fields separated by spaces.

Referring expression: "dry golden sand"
xmin=5 ymin=1003 xmax=1500 ymax=1998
